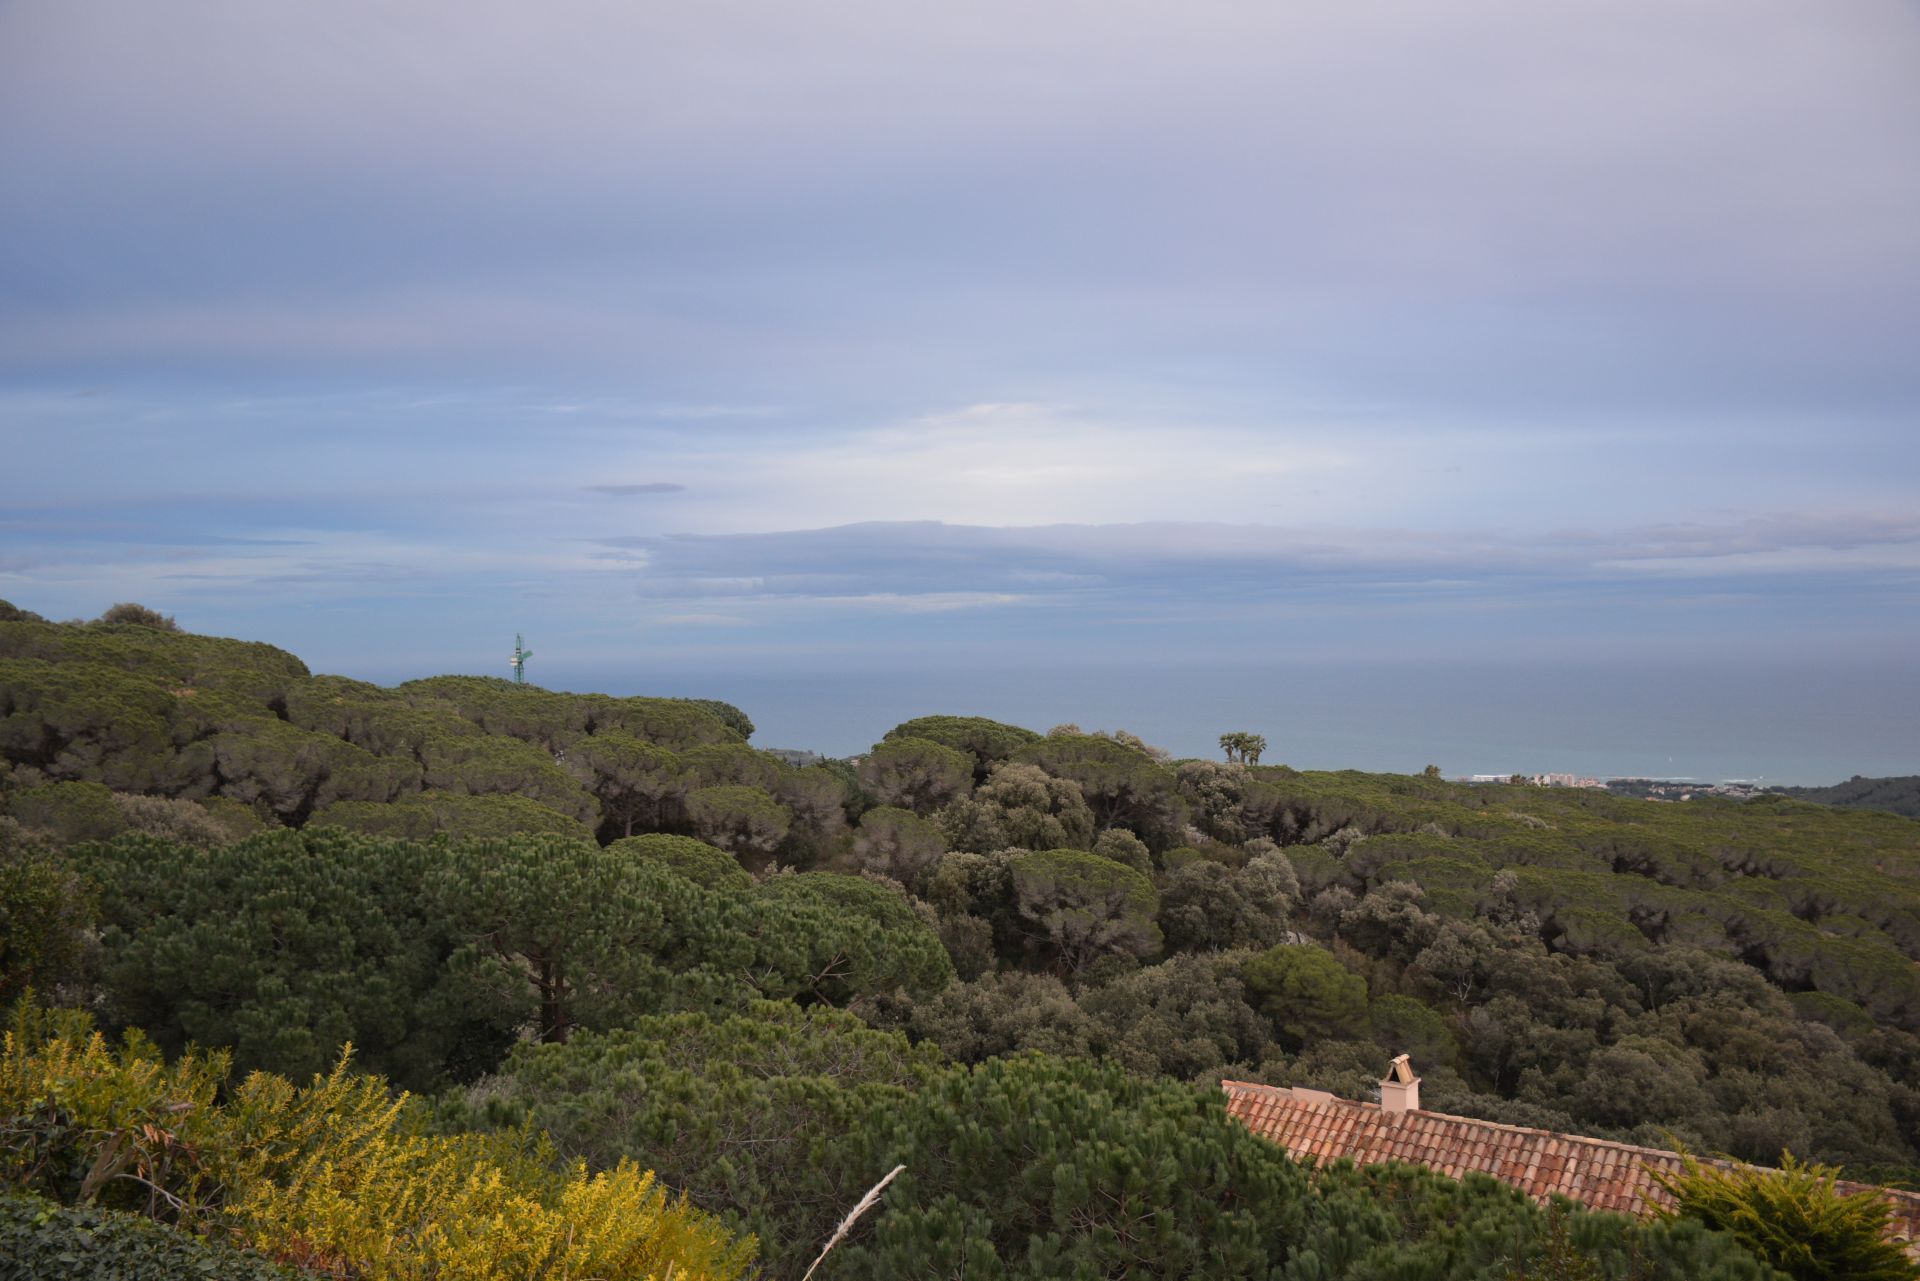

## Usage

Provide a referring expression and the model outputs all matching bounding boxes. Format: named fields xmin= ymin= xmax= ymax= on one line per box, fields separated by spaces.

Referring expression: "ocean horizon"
xmin=518 ymin=656 xmax=1920 ymax=788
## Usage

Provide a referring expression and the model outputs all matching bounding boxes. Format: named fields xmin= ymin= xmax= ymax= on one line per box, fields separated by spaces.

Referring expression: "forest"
xmin=4 ymin=600 xmax=1919 ymax=1279
xmin=1773 ymin=776 xmax=1920 ymax=821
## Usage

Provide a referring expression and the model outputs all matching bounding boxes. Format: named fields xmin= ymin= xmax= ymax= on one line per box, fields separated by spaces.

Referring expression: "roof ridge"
xmin=1220 ymin=1078 xmax=1920 ymax=1214
xmin=1221 ymin=1079 xmax=1703 ymax=1165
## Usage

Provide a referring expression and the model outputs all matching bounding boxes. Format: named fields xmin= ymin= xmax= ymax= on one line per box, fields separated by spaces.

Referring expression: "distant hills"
xmin=1773 ymin=775 xmax=1920 ymax=820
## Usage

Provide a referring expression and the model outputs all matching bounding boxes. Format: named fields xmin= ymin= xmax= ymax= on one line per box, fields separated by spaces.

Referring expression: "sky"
xmin=2 ymin=2 xmax=1917 ymax=771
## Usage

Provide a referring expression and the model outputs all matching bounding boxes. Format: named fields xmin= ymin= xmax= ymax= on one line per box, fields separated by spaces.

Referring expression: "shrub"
xmin=0 ymin=1001 xmax=755 ymax=1281
xmin=96 ymin=603 xmax=179 ymax=632
xmin=1650 ymin=1149 xmax=1920 ymax=1281
xmin=5 ymin=782 xmax=125 ymax=846
xmin=0 ymin=1190 xmax=297 ymax=1280
xmin=0 ymin=838 xmax=93 ymax=1005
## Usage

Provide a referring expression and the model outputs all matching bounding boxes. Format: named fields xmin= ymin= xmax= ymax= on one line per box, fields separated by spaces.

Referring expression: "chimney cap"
xmin=1386 ymin=1054 xmax=1418 ymax=1084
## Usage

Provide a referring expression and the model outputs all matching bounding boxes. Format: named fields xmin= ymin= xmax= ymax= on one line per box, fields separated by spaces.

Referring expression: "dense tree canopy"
xmin=5 ymin=607 xmax=1920 ymax=1278
xmin=449 ymin=1005 xmax=1777 ymax=1281
xmin=856 ymin=735 xmax=973 ymax=813
xmin=881 ymin=715 xmax=1040 ymax=781
xmin=936 ymin=760 xmax=1095 ymax=854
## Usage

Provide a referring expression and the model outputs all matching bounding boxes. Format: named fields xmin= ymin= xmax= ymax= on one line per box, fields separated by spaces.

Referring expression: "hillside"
xmin=1774 ymin=775 xmax=1920 ymax=821
xmin=4 ymin=606 xmax=1918 ymax=1278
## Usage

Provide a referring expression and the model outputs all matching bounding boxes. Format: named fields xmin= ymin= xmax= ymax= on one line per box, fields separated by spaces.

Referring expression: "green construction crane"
xmin=510 ymin=633 xmax=533 ymax=684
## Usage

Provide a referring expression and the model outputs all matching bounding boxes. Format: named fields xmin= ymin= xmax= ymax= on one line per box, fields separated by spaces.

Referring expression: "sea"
xmin=568 ymin=658 xmax=1920 ymax=788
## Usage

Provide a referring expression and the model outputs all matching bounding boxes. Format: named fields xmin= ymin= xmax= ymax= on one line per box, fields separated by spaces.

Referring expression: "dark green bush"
xmin=0 ymin=1191 xmax=298 ymax=1281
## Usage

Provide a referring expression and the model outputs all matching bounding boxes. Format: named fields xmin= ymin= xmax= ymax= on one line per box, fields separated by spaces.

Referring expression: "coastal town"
xmin=1457 ymin=772 xmax=1774 ymax=801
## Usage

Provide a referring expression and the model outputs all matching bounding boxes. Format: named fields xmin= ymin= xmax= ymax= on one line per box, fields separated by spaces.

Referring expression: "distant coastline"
xmin=568 ymin=657 xmax=1920 ymax=792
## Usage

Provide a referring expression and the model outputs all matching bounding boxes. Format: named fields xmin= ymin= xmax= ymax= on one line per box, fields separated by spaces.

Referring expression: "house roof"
xmin=1221 ymin=1079 xmax=1920 ymax=1243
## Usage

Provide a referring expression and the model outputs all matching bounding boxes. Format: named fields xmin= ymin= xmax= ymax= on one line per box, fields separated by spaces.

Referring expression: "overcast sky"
xmin=2 ymin=1 xmax=1917 ymax=688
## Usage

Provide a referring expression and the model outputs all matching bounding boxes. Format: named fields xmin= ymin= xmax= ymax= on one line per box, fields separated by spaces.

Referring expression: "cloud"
xmin=656 ymin=613 xmax=749 ymax=627
xmin=601 ymin=511 xmax=1920 ymax=612
xmin=2 ymin=1 xmax=1915 ymax=416
xmin=633 ymin=402 xmax=1372 ymax=532
xmin=1577 ymin=512 xmax=1920 ymax=560
xmin=584 ymin=482 xmax=687 ymax=496
xmin=1 ymin=3 xmax=1915 ymax=672
xmin=798 ymin=591 xmax=1029 ymax=615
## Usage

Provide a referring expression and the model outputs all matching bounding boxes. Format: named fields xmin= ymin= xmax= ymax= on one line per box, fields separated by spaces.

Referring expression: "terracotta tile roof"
xmin=1221 ymin=1079 xmax=1920 ymax=1245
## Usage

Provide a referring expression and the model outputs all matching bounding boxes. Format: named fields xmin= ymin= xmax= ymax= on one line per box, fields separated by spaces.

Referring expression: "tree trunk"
xmin=538 ymin=954 xmax=568 ymax=1043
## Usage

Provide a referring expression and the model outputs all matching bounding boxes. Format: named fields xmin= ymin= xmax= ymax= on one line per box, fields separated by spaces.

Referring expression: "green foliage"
xmin=1014 ymin=732 xmax=1187 ymax=850
xmin=906 ymin=952 xmax=1280 ymax=1086
xmin=770 ymin=763 xmax=852 ymax=862
xmin=459 ymin=1027 xmax=1777 ymax=1281
xmin=111 ymin=792 xmax=244 ymax=846
xmin=1078 ymin=951 xmax=1274 ymax=1081
xmin=1158 ymin=856 xmax=1294 ymax=953
xmin=608 ymin=832 xmax=752 ymax=890
xmin=590 ymin=693 xmax=746 ymax=750
xmin=816 ymin=1054 xmax=1311 ymax=1280
xmin=72 ymin=824 xmax=962 ymax=1089
xmin=1788 ymin=991 xmax=1876 ymax=1039
xmin=391 ymin=676 xmax=743 ymax=755
xmin=12 ymin=621 xmax=1920 ymax=1269
xmin=0 ymin=658 xmax=184 ymax=795
xmin=1775 ymin=775 xmax=1920 ymax=821
xmin=387 ymin=677 xmax=590 ymax=752
xmin=311 ymin=791 xmax=594 ymax=841
xmin=0 ymin=1190 xmax=299 ymax=1280
xmin=418 ymin=733 xmax=595 ymax=822
xmin=1367 ymin=994 xmax=1459 ymax=1070
xmin=1178 ymin=760 xmax=1253 ymax=842
xmin=907 ymin=971 xmax=1103 ymax=1064
xmin=1651 ymin=1150 xmax=1920 ymax=1281
xmin=283 ymin=673 xmax=482 ymax=758
xmin=194 ymin=794 xmax=266 ymax=840
xmin=445 ymin=1003 xmax=940 ymax=1279
xmin=565 ymin=731 xmax=681 ymax=839
xmin=936 ymin=760 xmax=1095 ymax=854
xmin=208 ymin=717 xmax=419 ymax=825
xmin=851 ymin=805 xmax=947 ymax=883
xmin=1091 ymin=826 xmax=1150 ymax=871
xmin=673 ymin=697 xmax=756 ymax=741
xmin=1242 ymin=944 xmax=1369 ymax=1050
xmin=95 ymin=603 xmax=179 ymax=631
xmin=1295 ymin=1162 xmax=1782 ymax=1281
xmin=5 ymin=782 xmax=125 ymax=846
xmin=857 ymin=736 xmax=973 ymax=814
xmin=1220 ymin=730 xmax=1266 ymax=765
xmin=681 ymin=741 xmax=782 ymax=791
xmin=434 ymin=834 xmax=746 ymax=1044
xmin=1003 ymin=847 xmax=1162 ymax=972
xmin=0 ymin=833 xmax=93 ymax=1005
xmin=753 ymin=873 xmax=955 ymax=1004
xmin=685 ymin=783 xmax=792 ymax=862
xmin=881 ymin=715 xmax=1039 ymax=780
xmin=0 ymin=617 xmax=308 ymax=706
xmin=76 ymin=829 xmax=497 ymax=1090
xmin=1573 ymin=1038 xmax=1710 ymax=1130
xmin=804 ymin=1055 xmax=1772 ymax=1281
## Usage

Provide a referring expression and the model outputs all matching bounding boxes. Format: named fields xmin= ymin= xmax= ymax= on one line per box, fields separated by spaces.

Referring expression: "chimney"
xmin=1380 ymin=1054 xmax=1420 ymax=1115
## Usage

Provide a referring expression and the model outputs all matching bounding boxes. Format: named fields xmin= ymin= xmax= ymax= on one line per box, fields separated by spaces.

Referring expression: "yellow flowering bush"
xmin=0 ymin=1003 xmax=234 ymax=1220
xmin=3 ymin=1002 xmax=754 ymax=1280
xmin=242 ymin=1136 xmax=751 ymax=1280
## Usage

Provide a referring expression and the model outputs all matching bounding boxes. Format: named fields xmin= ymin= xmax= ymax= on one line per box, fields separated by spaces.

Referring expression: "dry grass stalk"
xmin=799 ymin=1164 xmax=907 ymax=1281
